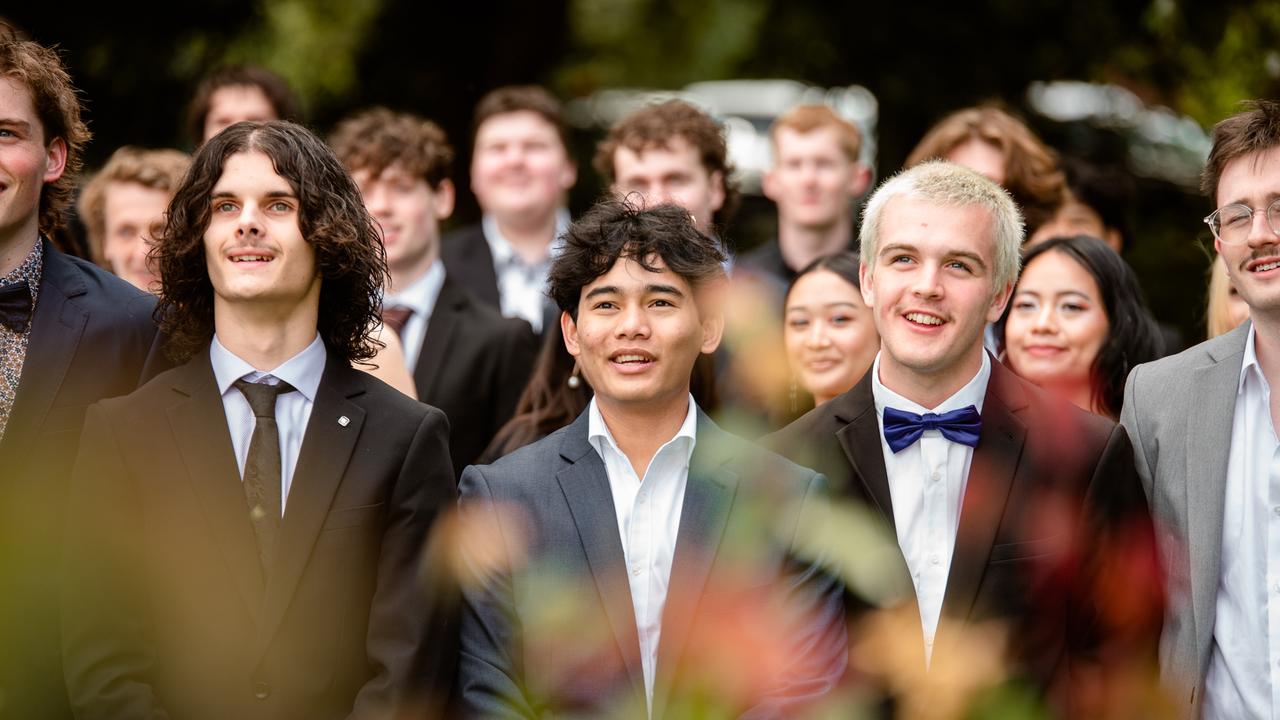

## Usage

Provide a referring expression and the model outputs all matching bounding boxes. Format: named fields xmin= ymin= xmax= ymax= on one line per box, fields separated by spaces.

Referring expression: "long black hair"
xmin=996 ymin=235 xmax=1163 ymax=418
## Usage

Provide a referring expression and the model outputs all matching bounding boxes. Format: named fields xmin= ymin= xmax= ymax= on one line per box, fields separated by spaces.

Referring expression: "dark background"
xmin=9 ymin=0 xmax=1280 ymax=342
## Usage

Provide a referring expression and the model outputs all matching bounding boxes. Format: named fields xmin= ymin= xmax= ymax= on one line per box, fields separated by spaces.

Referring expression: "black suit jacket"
xmin=0 ymin=240 xmax=164 ymax=720
xmin=61 ymin=348 xmax=458 ymax=720
xmin=441 ymin=223 xmax=558 ymax=336
xmin=413 ymin=275 xmax=537 ymax=473
xmin=765 ymin=359 xmax=1154 ymax=697
xmin=457 ymin=408 xmax=847 ymax=718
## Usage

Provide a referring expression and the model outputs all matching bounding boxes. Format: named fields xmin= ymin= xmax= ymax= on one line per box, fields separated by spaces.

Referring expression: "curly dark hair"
xmin=152 ymin=120 xmax=388 ymax=364
xmin=593 ymin=100 xmax=740 ymax=230
xmin=0 ymin=39 xmax=91 ymax=235
xmin=995 ymin=234 xmax=1163 ymax=419
xmin=549 ymin=198 xmax=727 ymax=320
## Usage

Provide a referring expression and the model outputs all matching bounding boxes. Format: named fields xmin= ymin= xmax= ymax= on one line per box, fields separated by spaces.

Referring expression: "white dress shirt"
xmin=588 ymin=394 xmax=698 ymax=713
xmin=482 ymin=209 xmax=570 ymax=333
xmin=210 ymin=333 xmax=326 ymax=513
xmin=1204 ymin=326 xmax=1280 ymax=719
xmin=383 ymin=259 xmax=446 ymax=369
xmin=870 ymin=351 xmax=991 ymax=662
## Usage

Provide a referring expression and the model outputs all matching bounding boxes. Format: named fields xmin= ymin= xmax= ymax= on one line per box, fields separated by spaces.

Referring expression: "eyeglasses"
xmin=1204 ymin=198 xmax=1280 ymax=245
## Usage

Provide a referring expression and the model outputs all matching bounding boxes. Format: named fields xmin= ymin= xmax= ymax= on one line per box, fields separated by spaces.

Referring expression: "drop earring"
xmin=788 ymin=376 xmax=798 ymax=414
xmin=567 ymin=361 xmax=582 ymax=390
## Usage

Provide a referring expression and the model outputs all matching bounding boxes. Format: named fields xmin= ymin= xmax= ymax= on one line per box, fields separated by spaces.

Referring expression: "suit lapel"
xmin=413 ymin=276 xmax=464 ymax=401
xmin=1185 ymin=326 xmax=1245 ymax=657
xmin=652 ymin=413 xmax=738 ymax=716
xmin=2 ymin=241 xmax=87 ymax=457
xmin=933 ymin=361 xmax=1027 ymax=655
xmin=166 ymin=351 xmax=266 ymax=624
xmin=255 ymin=354 xmax=365 ymax=656
xmin=833 ymin=373 xmax=896 ymax=532
xmin=554 ymin=412 xmax=647 ymax=699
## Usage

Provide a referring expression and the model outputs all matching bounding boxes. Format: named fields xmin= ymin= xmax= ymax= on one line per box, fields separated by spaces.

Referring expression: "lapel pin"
xmin=338 ymin=415 xmax=350 ymax=427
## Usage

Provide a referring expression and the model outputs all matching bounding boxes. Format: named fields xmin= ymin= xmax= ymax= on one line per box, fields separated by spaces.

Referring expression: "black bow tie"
xmin=0 ymin=280 xmax=33 ymax=333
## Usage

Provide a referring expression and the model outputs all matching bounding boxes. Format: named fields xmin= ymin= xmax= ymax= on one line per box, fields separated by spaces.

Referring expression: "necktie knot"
xmin=382 ymin=305 xmax=413 ymax=338
xmin=0 ymin=280 xmax=33 ymax=333
xmin=882 ymin=404 xmax=982 ymax=454
xmin=234 ymin=378 xmax=296 ymax=419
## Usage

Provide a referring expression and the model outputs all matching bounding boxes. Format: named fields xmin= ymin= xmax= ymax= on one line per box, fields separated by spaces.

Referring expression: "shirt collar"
xmin=384 ymin=259 xmax=445 ymax=318
xmin=871 ymin=350 xmax=991 ymax=416
xmin=1239 ymin=323 xmax=1264 ymax=395
xmin=2 ymin=240 xmax=43 ymax=301
xmin=587 ymin=393 xmax=698 ymax=462
xmin=210 ymin=333 xmax=327 ymax=403
xmin=482 ymin=208 xmax=571 ymax=268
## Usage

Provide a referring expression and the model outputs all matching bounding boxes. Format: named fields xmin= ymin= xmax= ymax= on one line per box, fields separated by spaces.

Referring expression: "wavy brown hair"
xmin=0 ymin=39 xmax=91 ymax=235
xmin=152 ymin=120 xmax=388 ymax=364
xmin=593 ymin=100 xmax=741 ymax=229
xmin=906 ymin=105 xmax=1065 ymax=234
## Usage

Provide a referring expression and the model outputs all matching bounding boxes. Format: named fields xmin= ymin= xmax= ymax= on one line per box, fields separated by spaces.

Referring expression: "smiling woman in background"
xmin=783 ymin=252 xmax=879 ymax=410
xmin=997 ymin=234 xmax=1162 ymax=419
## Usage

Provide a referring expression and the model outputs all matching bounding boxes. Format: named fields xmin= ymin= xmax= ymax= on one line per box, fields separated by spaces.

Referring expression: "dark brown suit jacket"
xmin=0 ymin=240 xmax=164 ymax=720
xmin=765 ymin=359 xmax=1155 ymax=696
xmin=412 ymin=275 xmax=537 ymax=473
xmin=61 ymin=348 xmax=458 ymax=720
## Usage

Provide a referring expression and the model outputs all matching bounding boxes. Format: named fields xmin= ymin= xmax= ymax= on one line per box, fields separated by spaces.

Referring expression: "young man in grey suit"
xmin=61 ymin=121 xmax=458 ymax=719
xmin=1123 ymin=100 xmax=1280 ymax=718
xmin=456 ymin=200 xmax=846 ymax=717
xmin=0 ymin=39 xmax=165 ymax=720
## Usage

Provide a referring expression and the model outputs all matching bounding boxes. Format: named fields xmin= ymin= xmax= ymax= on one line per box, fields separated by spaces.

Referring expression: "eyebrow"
xmin=787 ymin=301 xmax=861 ymax=313
xmin=583 ymin=283 xmax=686 ymax=301
xmin=209 ymin=189 xmax=298 ymax=201
xmin=878 ymin=242 xmax=989 ymax=270
xmin=0 ymin=118 xmax=32 ymax=132
xmin=1015 ymin=289 xmax=1093 ymax=301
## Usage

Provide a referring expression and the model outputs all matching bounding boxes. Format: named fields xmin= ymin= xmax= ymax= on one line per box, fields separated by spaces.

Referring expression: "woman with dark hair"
xmin=481 ymin=320 xmax=592 ymax=463
xmin=782 ymin=251 xmax=878 ymax=410
xmin=997 ymin=234 xmax=1163 ymax=419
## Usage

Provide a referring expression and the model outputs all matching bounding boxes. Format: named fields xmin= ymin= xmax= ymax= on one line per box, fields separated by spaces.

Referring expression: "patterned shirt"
xmin=0 ymin=241 xmax=43 ymax=442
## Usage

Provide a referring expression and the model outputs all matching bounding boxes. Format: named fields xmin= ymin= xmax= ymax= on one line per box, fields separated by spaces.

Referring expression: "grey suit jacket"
xmin=456 ymin=408 xmax=847 ymax=718
xmin=1121 ymin=321 xmax=1251 ymax=716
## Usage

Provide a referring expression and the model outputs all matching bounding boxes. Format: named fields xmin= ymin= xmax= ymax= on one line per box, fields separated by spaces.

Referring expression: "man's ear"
xmin=761 ymin=168 xmax=779 ymax=202
xmin=986 ymin=280 xmax=1015 ymax=323
xmin=708 ymin=169 xmax=726 ymax=213
xmin=849 ymin=165 xmax=872 ymax=198
xmin=561 ymin=310 xmax=581 ymax=358
xmin=433 ymin=179 xmax=456 ymax=221
xmin=43 ymin=138 xmax=67 ymax=184
xmin=859 ymin=261 xmax=875 ymax=308
xmin=559 ymin=161 xmax=578 ymax=192
xmin=699 ymin=310 xmax=725 ymax=355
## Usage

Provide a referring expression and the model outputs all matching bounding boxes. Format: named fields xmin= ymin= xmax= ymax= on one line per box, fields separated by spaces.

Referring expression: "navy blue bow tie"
xmin=882 ymin=405 xmax=982 ymax=453
xmin=0 ymin=280 xmax=32 ymax=333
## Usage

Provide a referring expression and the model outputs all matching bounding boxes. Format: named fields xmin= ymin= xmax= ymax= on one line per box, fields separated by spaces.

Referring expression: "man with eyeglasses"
xmin=1122 ymin=99 xmax=1280 ymax=718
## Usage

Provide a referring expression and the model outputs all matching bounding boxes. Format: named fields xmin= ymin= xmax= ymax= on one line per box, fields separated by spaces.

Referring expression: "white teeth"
xmin=613 ymin=354 xmax=650 ymax=363
xmin=906 ymin=312 xmax=943 ymax=326
xmin=1255 ymin=261 xmax=1280 ymax=272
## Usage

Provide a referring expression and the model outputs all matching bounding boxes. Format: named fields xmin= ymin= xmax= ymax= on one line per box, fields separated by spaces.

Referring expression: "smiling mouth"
xmin=230 ymin=255 xmax=273 ymax=263
xmin=1251 ymin=259 xmax=1280 ymax=273
xmin=904 ymin=312 xmax=944 ymax=327
xmin=612 ymin=353 xmax=653 ymax=364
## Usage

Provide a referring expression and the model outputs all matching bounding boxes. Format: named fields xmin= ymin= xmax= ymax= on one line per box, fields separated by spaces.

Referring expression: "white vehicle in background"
xmin=568 ymin=79 xmax=879 ymax=195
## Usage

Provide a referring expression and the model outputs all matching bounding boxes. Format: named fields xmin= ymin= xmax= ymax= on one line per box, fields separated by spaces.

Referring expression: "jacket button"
xmin=252 ymin=681 xmax=271 ymax=700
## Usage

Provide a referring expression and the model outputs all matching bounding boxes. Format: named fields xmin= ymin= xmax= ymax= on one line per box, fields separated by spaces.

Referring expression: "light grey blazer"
xmin=1121 ymin=321 xmax=1250 ymax=717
